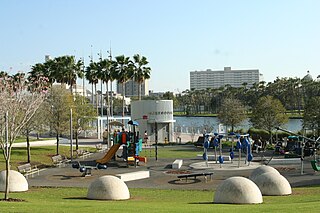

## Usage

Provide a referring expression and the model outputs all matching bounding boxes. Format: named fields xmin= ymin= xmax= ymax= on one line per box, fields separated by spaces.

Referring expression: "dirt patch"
xmin=275 ymin=167 xmax=297 ymax=172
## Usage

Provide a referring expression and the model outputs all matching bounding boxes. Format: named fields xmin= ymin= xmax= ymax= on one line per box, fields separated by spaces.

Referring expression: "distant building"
xmin=117 ymin=79 xmax=149 ymax=97
xmin=148 ymin=90 xmax=165 ymax=98
xmin=45 ymin=55 xmax=51 ymax=62
xmin=302 ymin=70 xmax=313 ymax=81
xmin=190 ymin=67 xmax=262 ymax=90
xmin=131 ymin=100 xmax=175 ymax=143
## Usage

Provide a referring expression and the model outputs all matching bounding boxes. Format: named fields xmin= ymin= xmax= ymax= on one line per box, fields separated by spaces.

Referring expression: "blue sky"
xmin=1 ymin=0 xmax=319 ymax=92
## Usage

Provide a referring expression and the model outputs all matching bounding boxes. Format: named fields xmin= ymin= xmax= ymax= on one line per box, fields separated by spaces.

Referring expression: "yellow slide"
xmin=96 ymin=144 xmax=121 ymax=164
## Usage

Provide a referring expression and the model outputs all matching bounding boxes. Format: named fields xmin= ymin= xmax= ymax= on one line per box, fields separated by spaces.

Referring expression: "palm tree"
xmin=85 ymin=61 xmax=99 ymax=115
xmin=115 ymin=55 xmax=133 ymax=119
xmin=109 ymin=60 xmax=117 ymax=117
xmin=29 ymin=60 xmax=55 ymax=86
xmin=132 ymin=54 xmax=151 ymax=100
xmin=53 ymin=55 xmax=83 ymax=94
xmin=97 ymin=58 xmax=115 ymax=116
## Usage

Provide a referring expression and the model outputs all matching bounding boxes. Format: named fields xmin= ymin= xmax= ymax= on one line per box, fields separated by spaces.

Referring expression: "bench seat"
xmin=177 ymin=172 xmax=213 ymax=182
xmin=17 ymin=163 xmax=40 ymax=178
xmin=51 ymin=155 xmax=70 ymax=167
xmin=76 ymin=149 xmax=92 ymax=159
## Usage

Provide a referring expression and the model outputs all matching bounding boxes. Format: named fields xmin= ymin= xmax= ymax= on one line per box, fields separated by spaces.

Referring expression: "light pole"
xmin=70 ymin=108 xmax=73 ymax=161
xmin=155 ymin=121 xmax=158 ymax=161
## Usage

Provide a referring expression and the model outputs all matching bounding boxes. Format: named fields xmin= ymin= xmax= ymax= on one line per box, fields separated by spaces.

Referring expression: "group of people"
xmin=102 ymin=128 xmax=149 ymax=146
xmin=102 ymin=128 xmax=128 ymax=145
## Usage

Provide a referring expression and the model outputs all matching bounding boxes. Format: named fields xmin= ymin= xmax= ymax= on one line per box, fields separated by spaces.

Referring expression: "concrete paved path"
xmin=25 ymin=145 xmax=320 ymax=190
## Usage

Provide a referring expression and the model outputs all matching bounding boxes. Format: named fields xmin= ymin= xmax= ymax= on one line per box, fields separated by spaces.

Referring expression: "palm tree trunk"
xmin=138 ymin=82 xmax=142 ymax=100
xmin=91 ymin=83 xmax=94 ymax=105
xmin=82 ymin=76 xmax=85 ymax=101
xmin=95 ymin=83 xmax=99 ymax=137
xmin=95 ymin=83 xmax=98 ymax=115
xmin=106 ymin=81 xmax=110 ymax=146
xmin=122 ymin=82 xmax=125 ymax=122
xmin=110 ymin=82 xmax=113 ymax=117
xmin=106 ymin=82 xmax=110 ymax=116
xmin=70 ymin=82 xmax=74 ymax=94
xmin=100 ymin=80 xmax=103 ymax=117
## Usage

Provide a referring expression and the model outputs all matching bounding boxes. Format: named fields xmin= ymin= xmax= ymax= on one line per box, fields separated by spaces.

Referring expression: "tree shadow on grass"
xmin=63 ymin=197 xmax=88 ymax=200
xmin=188 ymin=201 xmax=214 ymax=205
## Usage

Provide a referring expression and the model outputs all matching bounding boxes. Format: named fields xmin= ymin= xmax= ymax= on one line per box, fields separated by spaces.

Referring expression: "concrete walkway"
xmin=12 ymin=138 xmax=103 ymax=148
xmin=25 ymin=144 xmax=320 ymax=190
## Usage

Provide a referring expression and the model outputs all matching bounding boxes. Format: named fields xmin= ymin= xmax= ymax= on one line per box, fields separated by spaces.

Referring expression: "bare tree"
xmin=0 ymin=73 xmax=48 ymax=200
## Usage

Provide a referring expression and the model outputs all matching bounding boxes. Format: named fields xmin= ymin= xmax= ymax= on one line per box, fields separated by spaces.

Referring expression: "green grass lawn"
xmin=1 ymin=144 xmax=320 ymax=212
xmin=1 ymin=186 xmax=320 ymax=213
xmin=1 ymin=144 xmax=201 ymax=171
xmin=150 ymin=145 xmax=203 ymax=159
xmin=0 ymin=145 xmax=97 ymax=171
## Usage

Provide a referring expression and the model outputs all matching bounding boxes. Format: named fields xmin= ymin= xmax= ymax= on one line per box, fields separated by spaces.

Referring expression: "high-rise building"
xmin=117 ymin=79 xmax=149 ymax=97
xmin=190 ymin=67 xmax=262 ymax=90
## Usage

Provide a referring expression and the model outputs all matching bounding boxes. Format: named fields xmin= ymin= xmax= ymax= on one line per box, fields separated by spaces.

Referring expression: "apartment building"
xmin=117 ymin=79 xmax=149 ymax=97
xmin=190 ymin=67 xmax=262 ymax=90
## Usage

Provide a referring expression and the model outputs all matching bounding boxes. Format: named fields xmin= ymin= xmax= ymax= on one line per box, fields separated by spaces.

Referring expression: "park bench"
xmin=95 ymin=143 xmax=106 ymax=152
xmin=51 ymin=155 xmax=71 ymax=167
xmin=17 ymin=163 xmax=40 ymax=178
xmin=177 ymin=172 xmax=214 ymax=182
xmin=76 ymin=149 xmax=92 ymax=159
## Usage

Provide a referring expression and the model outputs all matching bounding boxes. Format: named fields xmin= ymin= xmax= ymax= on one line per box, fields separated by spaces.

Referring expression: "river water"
xmin=174 ymin=116 xmax=302 ymax=133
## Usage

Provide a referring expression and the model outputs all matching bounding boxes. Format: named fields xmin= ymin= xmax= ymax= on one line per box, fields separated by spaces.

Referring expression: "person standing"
xmin=102 ymin=129 xmax=108 ymax=144
xmin=144 ymin=130 xmax=148 ymax=144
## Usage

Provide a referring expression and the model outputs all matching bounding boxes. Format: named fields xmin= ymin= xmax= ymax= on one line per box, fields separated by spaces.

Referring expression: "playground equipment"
xmin=236 ymin=134 xmax=242 ymax=168
xmin=211 ymin=133 xmax=219 ymax=163
xmin=276 ymin=127 xmax=320 ymax=174
xmin=199 ymin=132 xmax=254 ymax=168
xmin=202 ymin=133 xmax=210 ymax=166
xmin=244 ymin=136 xmax=253 ymax=165
xmin=229 ymin=132 xmax=236 ymax=163
xmin=95 ymin=120 xmax=145 ymax=168
xmin=127 ymin=120 xmax=143 ymax=168
xmin=235 ymin=134 xmax=253 ymax=167
xmin=218 ymin=135 xmax=224 ymax=168
xmin=96 ymin=144 xmax=121 ymax=164
xmin=72 ymin=161 xmax=107 ymax=177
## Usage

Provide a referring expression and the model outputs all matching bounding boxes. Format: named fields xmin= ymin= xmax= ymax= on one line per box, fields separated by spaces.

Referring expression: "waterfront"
xmin=174 ymin=116 xmax=302 ymax=133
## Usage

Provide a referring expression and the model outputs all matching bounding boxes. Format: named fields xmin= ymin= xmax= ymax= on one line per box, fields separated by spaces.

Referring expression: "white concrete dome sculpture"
xmin=253 ymin=172 xmax=292 ymax=196
xmin=0 ymin=170 xmax=28 ymax=192
xmin=249 ymin=165 xmax=280 ymax=182
xmin=214 ymin=176 xmax=263 ymax=204
xmin=87 ymin=175 xmax=130 ymax=200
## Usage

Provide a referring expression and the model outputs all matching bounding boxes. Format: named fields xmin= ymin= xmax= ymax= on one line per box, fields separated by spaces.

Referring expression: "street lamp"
xmin=70 ymin=108 xmax=73 ymax=161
